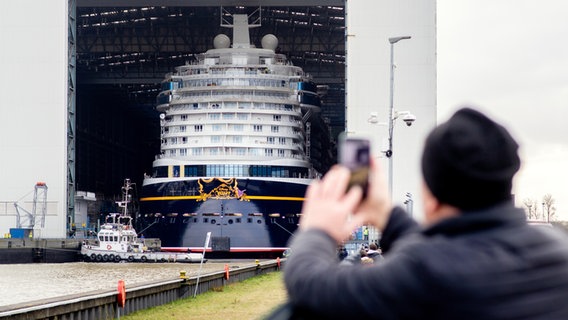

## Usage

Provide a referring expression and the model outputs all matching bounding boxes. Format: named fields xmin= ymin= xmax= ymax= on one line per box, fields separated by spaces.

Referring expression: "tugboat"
xmin=81 ymin=179 xmax=204 ymax=263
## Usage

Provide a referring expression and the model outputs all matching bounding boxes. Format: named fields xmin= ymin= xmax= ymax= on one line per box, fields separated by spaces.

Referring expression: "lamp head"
xmin=389 ymin=36 xmax=411 ymax=44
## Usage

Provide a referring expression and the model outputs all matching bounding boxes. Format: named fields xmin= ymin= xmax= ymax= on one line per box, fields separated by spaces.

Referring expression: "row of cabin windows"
xmin=178 ymin=78 xmax=290 ymax=88
xmin=160 ymin=77 xmax=289 ymax=89
xmin=164 ymin=136 xmax=289 ymax=145
xmin=163 ymin=78 xmax=313 ymax=92
xmin=163 ymin=123 xmax=298 ymax=135
xmin=201 ymin=136 xmax=283 ymax=144
xmin=176 ymin=90 xmax=289 ymax=101
xmin=156 ymin=218 xmax=291 ymax=225
xmin=153 ymin=165 xmax=309 ymax=178
xmin=164 ymin=136 xmax=301 ymax=145
xmin=158 ymin=217 xmax=296 ymax=225
xmin=160 ymin=90 xmax=292 ymax=104
xmin=200 ymin=217 xmax=262 ymax=224
xmin=99 ymin=235 xmax=119 ymax=242
xmin=147 ymin=212 xmax=300 ymax=225
xmin=164 ymin=147 xmax=301 ymax=158
xmin=166 ymin=113 xmax=292 ymax=122
xmin=168 ymin=102 xmax=298 ymax=112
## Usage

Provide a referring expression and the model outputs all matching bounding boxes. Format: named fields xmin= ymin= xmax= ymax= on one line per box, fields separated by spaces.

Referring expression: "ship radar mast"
xmin=220 ymin=7 xmax=261 ymax=48
xmin=117 ymin=178 xmax=134 ymax=217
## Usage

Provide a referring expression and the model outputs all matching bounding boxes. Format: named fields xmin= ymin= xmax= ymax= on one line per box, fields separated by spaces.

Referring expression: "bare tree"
xmin=543 ymin=194 xmax=556 ymax=222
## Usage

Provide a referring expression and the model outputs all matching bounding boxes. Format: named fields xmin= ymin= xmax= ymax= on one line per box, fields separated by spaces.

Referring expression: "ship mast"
xmin=117 ymin=178 xmax=133 ymax=217
xmin=220 ymin=7 xmax=261 ymax=48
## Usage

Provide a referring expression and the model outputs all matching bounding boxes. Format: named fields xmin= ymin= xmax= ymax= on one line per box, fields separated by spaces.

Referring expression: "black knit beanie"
xmin=421 ymin=107 xmax=520 ymax=211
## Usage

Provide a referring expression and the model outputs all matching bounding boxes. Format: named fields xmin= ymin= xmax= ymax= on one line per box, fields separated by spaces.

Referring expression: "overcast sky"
xmin=437 ymin=1 xmax=568 ymax=219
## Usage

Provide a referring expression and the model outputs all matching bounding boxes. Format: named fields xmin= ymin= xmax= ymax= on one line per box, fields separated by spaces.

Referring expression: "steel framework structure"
xmin=75 ymin=5 xmax=345 ymax=99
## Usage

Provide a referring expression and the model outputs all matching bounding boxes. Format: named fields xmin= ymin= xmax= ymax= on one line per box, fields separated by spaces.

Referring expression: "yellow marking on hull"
xmin=247 ymin=196 xmax=304 ymax=201
xmin=140 ymin=196 xmax=201 ymax=201
xmin=140 ymin=195 xmax=304 ymax=201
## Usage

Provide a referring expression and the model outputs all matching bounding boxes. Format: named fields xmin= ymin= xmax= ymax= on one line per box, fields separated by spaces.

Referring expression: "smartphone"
xmin=338 ymin=134 xmax=371 ymax=197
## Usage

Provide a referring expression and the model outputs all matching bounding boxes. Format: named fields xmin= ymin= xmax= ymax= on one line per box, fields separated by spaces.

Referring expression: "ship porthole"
xmin=257 ymin=219 xmax=262 ymax=224
xmin=228 ymin=219 xmax=233 ymax=224
xmin=211 ymin=219 xmax=216 ymax=224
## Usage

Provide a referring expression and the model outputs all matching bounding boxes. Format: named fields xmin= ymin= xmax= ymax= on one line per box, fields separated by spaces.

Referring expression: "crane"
xmin=13 ymin=182 xmax=48 ymax=229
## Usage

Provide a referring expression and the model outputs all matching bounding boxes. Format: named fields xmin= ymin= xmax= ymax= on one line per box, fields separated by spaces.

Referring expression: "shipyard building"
xmin=0 ymin=1 xmax=435 ymax=239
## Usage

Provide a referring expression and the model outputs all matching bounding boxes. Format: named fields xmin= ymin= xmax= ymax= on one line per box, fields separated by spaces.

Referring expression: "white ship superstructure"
xmin=153 ymin=13 xmax=319 ymax=178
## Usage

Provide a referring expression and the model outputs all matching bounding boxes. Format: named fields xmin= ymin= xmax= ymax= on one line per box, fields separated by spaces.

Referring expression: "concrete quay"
xmin=0 ymin=238 xmax=81 ymax=264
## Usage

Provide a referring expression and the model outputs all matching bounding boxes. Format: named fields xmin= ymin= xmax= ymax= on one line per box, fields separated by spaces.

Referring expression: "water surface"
xmin=0 ymin=261 xmax=250 ymax=307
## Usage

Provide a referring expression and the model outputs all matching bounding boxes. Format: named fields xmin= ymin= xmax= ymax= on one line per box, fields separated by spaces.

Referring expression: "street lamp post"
xmin=387 ymin=36 xmax=411 ymax=198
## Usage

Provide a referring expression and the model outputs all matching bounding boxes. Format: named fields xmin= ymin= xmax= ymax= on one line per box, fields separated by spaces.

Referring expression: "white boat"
xmin=81 ymin=179 xmax=204 ymax=263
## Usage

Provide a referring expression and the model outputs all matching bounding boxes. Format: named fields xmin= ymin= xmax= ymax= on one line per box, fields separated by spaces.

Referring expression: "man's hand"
xmin=298 ymin=159 xmax=393 ymax=243
xmin=299 ymin=166 xmax=364 ymax=243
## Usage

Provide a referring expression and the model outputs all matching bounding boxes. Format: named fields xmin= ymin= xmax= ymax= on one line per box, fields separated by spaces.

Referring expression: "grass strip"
xmin=123 ymin=271 xmax=288 ymax=320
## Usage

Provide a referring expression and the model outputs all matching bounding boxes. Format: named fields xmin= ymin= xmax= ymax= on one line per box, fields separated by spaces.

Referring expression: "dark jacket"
xmin=284 ymin=203 xmax=568 ymax=319
xmin=365 ymin=250 xmax=383 ymax=262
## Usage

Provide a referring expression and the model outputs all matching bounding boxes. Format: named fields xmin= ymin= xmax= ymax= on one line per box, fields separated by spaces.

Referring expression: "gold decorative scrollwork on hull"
xmin=196 ymin=178 xmax=250 ymax=202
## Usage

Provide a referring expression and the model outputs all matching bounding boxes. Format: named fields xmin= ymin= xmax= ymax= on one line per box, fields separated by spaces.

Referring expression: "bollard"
xmin=224 ymin=264 xmax=230 ymax=280
xmin=117 ymin=279 xmax=126 ymax=308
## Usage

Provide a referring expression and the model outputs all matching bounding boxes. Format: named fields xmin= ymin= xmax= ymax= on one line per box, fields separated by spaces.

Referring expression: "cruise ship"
xmin=139 ymin=9 xmax=332 ymax=256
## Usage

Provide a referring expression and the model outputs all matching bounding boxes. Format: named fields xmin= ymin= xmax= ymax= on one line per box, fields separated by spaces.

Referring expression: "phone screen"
xmin=339 ymin=136 xmax=370 ymax=197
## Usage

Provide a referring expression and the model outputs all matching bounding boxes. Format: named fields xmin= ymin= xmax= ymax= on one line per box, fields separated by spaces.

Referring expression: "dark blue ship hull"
xmin=139 ymin=177 xmax=308 ymax=254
